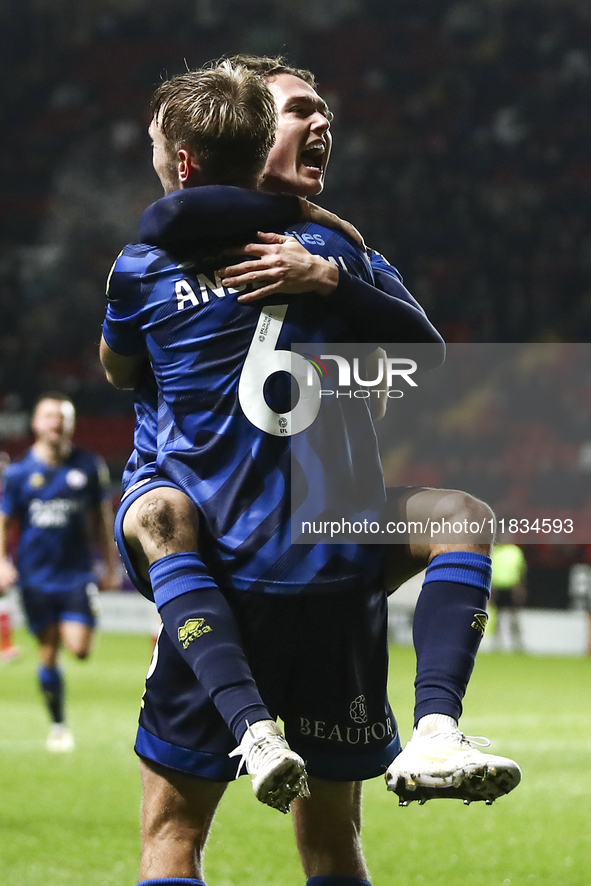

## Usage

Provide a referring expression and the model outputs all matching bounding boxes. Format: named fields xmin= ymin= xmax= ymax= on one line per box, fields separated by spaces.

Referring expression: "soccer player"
xmin=150 ymin=54 xmax=521 ymax=808
xmin=103 ymin=65 xmax=317 ymax=818
xmin=102 ymin=63 xmax=442 ymax=822
xmin=0 ymin=393 xmax=120 ymax=751
xmin=102 ymin=61 xmax=519 ymax=886
xmin=101 ymin=62 xmax=444 ymax=886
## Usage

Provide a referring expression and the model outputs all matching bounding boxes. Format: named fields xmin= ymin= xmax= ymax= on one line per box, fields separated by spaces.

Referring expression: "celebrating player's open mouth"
xmin=300 ymin=139 xmax=327 ymax=175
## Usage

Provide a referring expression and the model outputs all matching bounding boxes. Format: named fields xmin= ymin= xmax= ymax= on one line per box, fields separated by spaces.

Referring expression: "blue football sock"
xmin=37 ymin=664 xmax=65 ymax=723
xmin=136 ymin=879 xmax=206 ymax=885
xmin=306 ymin=878 xmax=372 ymax=886
xmin=413 ymin=552 xmax=492 ymax=725
xmin=150 ymin=552 xmax=271 ymax=742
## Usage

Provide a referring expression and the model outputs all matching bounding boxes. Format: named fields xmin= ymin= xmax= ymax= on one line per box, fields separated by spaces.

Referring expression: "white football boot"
xmin=230 ymin=719 xmax=310 ymax=813
xmin=386 ymin=727 xmax=521 ymax=805
xmin=46 ymin=723 xmax=75 ymax=753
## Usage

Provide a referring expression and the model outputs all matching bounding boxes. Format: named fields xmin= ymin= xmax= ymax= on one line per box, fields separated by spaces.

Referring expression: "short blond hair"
xmin=151 ymin=61 xmax=277 ymax=186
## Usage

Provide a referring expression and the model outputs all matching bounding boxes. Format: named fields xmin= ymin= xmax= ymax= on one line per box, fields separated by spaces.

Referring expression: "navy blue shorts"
xmin=20 ymin=582 xmax=98 ymax=635
xmin=136 ymin=585 xmax=401 ymax=783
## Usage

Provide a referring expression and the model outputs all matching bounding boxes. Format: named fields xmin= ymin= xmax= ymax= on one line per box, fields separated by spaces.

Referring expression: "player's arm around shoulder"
xmin=216 ymin=201 xmax=369 ymax=302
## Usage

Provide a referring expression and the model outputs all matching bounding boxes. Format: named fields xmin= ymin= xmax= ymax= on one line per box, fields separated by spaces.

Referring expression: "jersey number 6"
xmin=238 ymin=304 xmax=321 ymax=437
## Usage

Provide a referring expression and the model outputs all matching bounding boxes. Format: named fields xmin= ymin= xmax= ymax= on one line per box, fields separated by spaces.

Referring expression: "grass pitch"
xmin=0 ymin=629 xmax=589 ymax=886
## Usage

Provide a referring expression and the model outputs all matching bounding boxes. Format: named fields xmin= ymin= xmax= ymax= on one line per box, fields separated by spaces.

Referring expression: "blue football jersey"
xmin=120 ymin=189 xmax=303 ymax=492
xmin=367 ymin=249 xmax=426 ymax=315
xmin=104 ymin=220 xmax=392 ymax=594
xmin=0 ymin=447 xmax=110 ymax=592
xmin=119 ymin=188 xmax=442 ymax=495
xmin=120 ymin=369 xmax=159 ymax=492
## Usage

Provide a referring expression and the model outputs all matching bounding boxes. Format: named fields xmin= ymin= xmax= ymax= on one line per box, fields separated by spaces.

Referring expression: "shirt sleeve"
xmin=102 ymin=248 xmax=150 ymax=356
xmin=368 ymin=249 xmax=404 ymax=283
xmin=325 ymin=270 xmax=446 ymax=366
xmin=369 ymin=249 xmax=427 ymax=315
xmin=138 ymin=187 xmax=303 ymax=248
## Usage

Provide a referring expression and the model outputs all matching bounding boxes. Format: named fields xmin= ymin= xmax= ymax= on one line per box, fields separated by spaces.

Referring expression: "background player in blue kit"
xmin=0 ymin=392 xmax=120 ymax=751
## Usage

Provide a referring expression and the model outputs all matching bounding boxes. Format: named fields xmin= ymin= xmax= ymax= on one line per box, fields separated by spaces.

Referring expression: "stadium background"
xmin=1 ymin=4 xmax=590 ymax=886
xmin=2 ymin=0 xmax=591 ymax=609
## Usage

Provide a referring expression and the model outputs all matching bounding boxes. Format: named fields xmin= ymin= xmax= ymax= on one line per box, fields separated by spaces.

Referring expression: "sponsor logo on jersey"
xmin=177 ymin=617 xmax=212 ymax=649
xmin=29 ymin=497 xmax=81 ymax=528
xmin=471 ymin=613 xmax=488 ymax=636
xmin=285 ymin=231 xmax=327 ymax=247
xmin=28 ymin=472 xmax=45 ymax=488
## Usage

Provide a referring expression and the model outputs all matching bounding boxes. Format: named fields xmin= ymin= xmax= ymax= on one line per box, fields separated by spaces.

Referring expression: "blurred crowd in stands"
xmin=379 ymin=342 xmax=591 ymax=522
xmin=1 ymin=0 xmax=591 ymax=415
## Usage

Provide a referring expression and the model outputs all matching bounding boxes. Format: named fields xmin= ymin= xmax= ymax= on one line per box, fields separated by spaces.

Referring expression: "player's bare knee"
xmin=134 ymin=494 xmax=198 ymax=556
xmin=137 ymin=496 xmax=177 ymax=541
xmin=449 ymin=490 xmax=494 ymax=527
xmin=64 ymin=635 xmax=92 ymax=660
xmin=433 ymin=489 xmax=495 ymax=550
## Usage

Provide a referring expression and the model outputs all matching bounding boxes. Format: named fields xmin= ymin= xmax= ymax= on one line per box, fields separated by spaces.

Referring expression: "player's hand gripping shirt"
xmin=0 ymin=448 xmax=109 ymax=591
